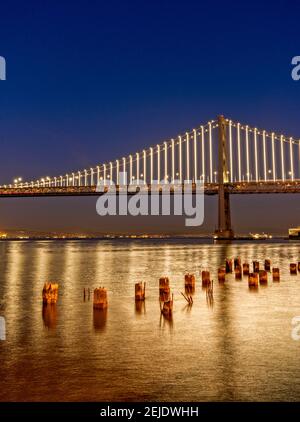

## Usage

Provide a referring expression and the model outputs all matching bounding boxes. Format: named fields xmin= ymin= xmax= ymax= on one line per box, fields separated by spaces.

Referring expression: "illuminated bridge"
xmin=1 ymin=115 xmax=299 ymax=238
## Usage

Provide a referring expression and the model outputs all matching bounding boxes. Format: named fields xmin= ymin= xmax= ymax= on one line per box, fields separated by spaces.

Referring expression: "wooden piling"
xmin=225 ymin=259 xmax=233 ymax=273
xmin=248 ymin=272 xmax=258 ymax=288
xmin=272 ymin=268 xmax=280 ymax=282
xmin=234 ymin=257 xmax=241 ymax=270
xmin=184 ymin=273 xmax=195 ymax=293
xmin=290 ymin=263 xmax=297 ymax=275
xmin=259 ymin=270 xmax=268 ymax=284
xmin=264 ymin=259 xmax=271 ymax=272
xmin=159 ymin=277 xmax=170 ymax=301
xmin=93 ymin=287 xmax=108 ymax=309
xmin=135 ymin=282 xmax=146 ymax=301
xmin=202 ymin=270 xmax=211 ymax=287
xmin=253 ymin=261 xmax=260 ymax=273
xmin=235 ymin=265 xmax=242 ymax=280
xmin=242 ymin=263 xmax=249 ymax=276
xmin=42 ymin=282 xmax=59 ymax=304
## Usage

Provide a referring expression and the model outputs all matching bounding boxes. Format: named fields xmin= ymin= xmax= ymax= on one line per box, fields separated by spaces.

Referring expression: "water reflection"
xmin=42 ymin=304 xmax=57 ymax=329
xmin=93 ymin=308 xmax=107 ymax=332
xmin=159 ymin=311 xmax=174 ymax=331
xmin=1 ymin=239 xmax=300 ymax=401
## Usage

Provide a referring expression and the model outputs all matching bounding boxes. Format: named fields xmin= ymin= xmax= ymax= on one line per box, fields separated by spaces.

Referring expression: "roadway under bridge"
xmin=0 ymin=181 xmax=300 ymax=197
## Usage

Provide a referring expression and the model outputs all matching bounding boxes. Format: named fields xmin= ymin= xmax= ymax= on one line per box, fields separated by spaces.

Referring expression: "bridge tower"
xmin=214 ymin=115 xmax=234 ymax=239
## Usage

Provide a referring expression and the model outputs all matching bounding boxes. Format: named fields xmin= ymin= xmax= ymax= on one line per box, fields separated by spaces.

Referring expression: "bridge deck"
xmin=0 ymin=181 xmax=300 ymax=197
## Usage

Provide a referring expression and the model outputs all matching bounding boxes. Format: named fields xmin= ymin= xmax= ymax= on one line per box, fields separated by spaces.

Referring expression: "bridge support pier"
xmin=214 ymin=115 xmax=234 ymax=240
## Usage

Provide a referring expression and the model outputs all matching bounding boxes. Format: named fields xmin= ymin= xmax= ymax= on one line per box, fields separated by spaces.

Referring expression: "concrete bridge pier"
xmin=214 ymin=115 xmax=234 ymax=240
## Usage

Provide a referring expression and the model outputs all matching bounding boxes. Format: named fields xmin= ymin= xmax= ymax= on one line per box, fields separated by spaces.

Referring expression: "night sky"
xmin=0 ymin=0 xmax=300 ymax=235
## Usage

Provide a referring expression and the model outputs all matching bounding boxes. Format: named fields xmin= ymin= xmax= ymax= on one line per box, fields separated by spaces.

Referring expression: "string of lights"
xmin=4 ymin=117 xmax=300 ymax=189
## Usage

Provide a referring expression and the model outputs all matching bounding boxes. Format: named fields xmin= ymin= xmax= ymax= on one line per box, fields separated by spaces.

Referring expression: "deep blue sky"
xmin=0 ymin=0 xmax=300 ymax=234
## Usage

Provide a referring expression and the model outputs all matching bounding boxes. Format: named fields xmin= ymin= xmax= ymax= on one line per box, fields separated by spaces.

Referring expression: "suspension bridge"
xmin=1 ymin=115 xmax=300 ymax=239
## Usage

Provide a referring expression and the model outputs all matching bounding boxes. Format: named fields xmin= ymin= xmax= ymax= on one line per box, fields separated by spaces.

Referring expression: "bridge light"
xmin=18 ymin=177 xmax=22 ymax=181
xmin=14 ymin=179 xmax=18 ymax=184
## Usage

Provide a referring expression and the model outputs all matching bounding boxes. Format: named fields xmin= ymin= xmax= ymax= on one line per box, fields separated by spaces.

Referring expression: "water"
xmin=1 ymin=239 xmax=300 ymax=402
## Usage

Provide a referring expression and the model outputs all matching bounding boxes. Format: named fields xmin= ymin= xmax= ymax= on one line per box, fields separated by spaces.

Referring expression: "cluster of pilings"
xmin=158 ymin=277 xmax=173 ymax=317
xmin=217 ymin=257 xmax=300 ymax=288
xmin=222 ymin=258 xmax=278 ymax=288
xmin=41 ymin=258 xmax=300 ymax=328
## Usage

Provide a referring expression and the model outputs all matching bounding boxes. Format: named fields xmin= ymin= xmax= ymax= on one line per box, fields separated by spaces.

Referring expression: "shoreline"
xmin=0 ymin=236 xmax=296 ymax=242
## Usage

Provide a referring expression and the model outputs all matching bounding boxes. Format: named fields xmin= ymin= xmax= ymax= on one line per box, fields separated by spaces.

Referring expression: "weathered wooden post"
xmin=259 ymin=270 xmax=268 ymax=284
xmin=290 ymin=263 xmax=297 ymax=275
xmin=135 ymin=282 xmax=146 ymax=301
xmin=42 ymin=282 xmax=59 ymax=304
xmin=234 ymin=257 xmax=241 ymax=270
xmin=253 ymin=261 xmax=260 ymax=273
xmin=184 ymin=273 xmax=195 ymax=293
xmin=225 ymin=259 xmax=233 ymax=273
xmin=264 ymin=259 xmax=271 ymax=272
xmin=235 ymin=265 xmax=242 ymax=280
xmin=248 ymin=273 xmax=258 ymax=288
xmin=93 ymin=287 xmax=108 ymax=309
xmin=159 ymin=276 xmax=170 ymax=301
xmin=202 ymin=270 xmax=211 ymax=287
xmin=243 ymin=263 xmax=250 ymax=276
xmin=272 ymin=268 xmax=280 ymax=282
